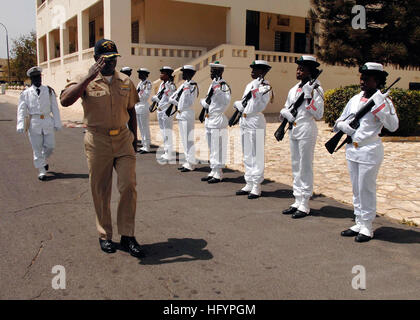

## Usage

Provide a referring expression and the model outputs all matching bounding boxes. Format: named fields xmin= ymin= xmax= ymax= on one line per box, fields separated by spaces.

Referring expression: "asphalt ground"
xmin=1 ymin=98 xmax=419 ymax=300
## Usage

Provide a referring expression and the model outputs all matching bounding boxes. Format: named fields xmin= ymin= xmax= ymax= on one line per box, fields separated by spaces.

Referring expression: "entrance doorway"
xmin=246 ymin=10 xmax=260 ymax=50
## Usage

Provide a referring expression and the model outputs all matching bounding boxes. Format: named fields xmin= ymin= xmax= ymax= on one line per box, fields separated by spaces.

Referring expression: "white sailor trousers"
xmin=28 ymin=128 xmax=55 ymax=169
xmin=136 ymin=112 xmax=151 ymax=148
xmin=178 ymin=116 xmax=196 ymax=166
xmin=206 ymin=127 xmax=228 ymax=170
xmin=157 ymin=110 xmax=174 ymax=158
xmin=241 ymin=127 xmax=265 ymax=185
xmin=290 ymin=137 xmax=316 ymax=200
xmin=347 ymin=159 xmax=381 ymax=225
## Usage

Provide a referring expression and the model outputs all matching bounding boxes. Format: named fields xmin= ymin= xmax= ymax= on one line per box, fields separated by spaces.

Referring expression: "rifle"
xmin=149 ymin=85 xmax=165 ymax=113
xmin=274 ymin=70 xmax=323 ymax=142
xmin=199 ymin=86 xmax=215 ymax=123
xmin=324 ymin=77 xmax=401 ymax=154
xmin=228 ymin=78 xmax=263 ymax=127
xmin=165 ymin=83 xmax=184 ymax=117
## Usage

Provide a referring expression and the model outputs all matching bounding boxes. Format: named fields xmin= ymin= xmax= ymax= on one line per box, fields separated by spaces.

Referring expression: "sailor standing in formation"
xmin=135 ymin=68 xmax=152 ymax=153
xmin=280 ymin=56 xmax=324 ymax=219
xmin=234 ymin=60 xmax=273 ymax=199
xmin=336 ymin=62 xmax=399 ymax=242
xmin=170 ymin=65 xmax=199 ymax=172
xmin=200 ymin=61 xmax=231 ymax=184
xmin=151 ymin=66 xmax=177 ymax=162
xmin=17 ymin=66 xmax=62 ymax=181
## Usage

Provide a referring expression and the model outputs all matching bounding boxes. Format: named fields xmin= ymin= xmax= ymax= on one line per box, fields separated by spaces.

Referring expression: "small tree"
xmin=309 ymin=0 xmax=420 ymax=68
xmin=10 ymin=31 xmax=37 ymax=82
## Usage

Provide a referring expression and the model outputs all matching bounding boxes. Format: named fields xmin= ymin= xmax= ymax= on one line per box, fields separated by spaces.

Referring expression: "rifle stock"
xmin=274 ymin=118 xmax=288 ymax=142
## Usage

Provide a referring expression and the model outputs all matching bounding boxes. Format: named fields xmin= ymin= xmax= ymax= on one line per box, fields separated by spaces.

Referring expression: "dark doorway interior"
xmin=89 ymin=21 xmax=96 ymax=48
xmin=246 ymin=10 xmax=260 ymax=50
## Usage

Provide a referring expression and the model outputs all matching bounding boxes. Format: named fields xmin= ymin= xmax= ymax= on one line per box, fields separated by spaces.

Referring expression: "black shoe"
xmin=341 ymin=229 xmax=359 ymax=237
xmin=236 ymin=190 xmax=250 ymax=196
xmin=292 ymin=210 xmax=308 ymax=219
xmin=180 ymin=168 xmax=193 ymax=172
xmin=208 ymin=178 xmax=221 ymax=184
xmin=178 ymin=167 xmax=184 ymax=170
xmin=99 ymin=239 xmax=116 ymax=254
xmin=201 ymin=176 xmax=212 ymax=182
xmin=282 ymin=207 xmax=297 ymax=215
xmin=248 ymin=193 xmax=260 ymax=200
xmin=44 ymin=164 xmax=49 ymax=171
xmin=120 ymin=236 xmax=144 ymax=257
xmin=355 ymin=234 xmax=372 ymax=243
xmin=38 ymin=174 xmax=47 ymax=181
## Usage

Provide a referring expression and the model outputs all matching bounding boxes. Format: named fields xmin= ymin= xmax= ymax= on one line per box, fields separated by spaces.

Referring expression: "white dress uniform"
xmin=281 ymin=79 xmax=324 ymax=214
xmin=153 ymin=80 xmax=177 ymax=161
xmin=17 ymin=84 xmax=62 ymax=175
xmin=135 ymin=78 xmax=152 ymax=152
xmin=201 ymin=78 xmax=231 ymax=180
xmin=334 ymin=89 xmax=398 ymax=237
xmin=234 ymin=77 xmax=272 ymax=197
xmin=171 ymin=77 xmax=199 ymax=170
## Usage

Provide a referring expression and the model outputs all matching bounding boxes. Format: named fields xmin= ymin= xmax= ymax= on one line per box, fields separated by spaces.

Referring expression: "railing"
xmin=255 ymin=50 xmax=301 ymax=64
xmin=131 ymin=43 xmax=207 ymax=59
xmin=49 ymin=57 xmax=61 ymax=68
xmin=63 ymin=52 xmax=79 ymax=65
xmin=82 ymin=48 xmax=95 ymax=61
xmin=37 ymin=0 xmax=47 ymax=13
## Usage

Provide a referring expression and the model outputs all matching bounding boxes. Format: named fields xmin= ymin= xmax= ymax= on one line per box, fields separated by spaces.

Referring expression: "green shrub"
xmin=324 ymin=85 xmax=420 ymax=136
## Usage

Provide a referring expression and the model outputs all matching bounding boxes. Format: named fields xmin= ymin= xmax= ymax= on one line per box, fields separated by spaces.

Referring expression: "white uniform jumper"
xmin=202 ymin=79 xmax=231 ymax=180
xmin=282 ymin=80 xmax=324 ymax=214
xmin=334 ymin=91 xmax=398 ymax=237
xmin=135 ymin=79 xmax=152 ymax=151
xmin=172 ymin=80 xmax=198 ymax=170
xmin=17 ymin=85 xmax=62 ymax=170
xmin=236 ymin=79 xmax=272 ymax=196
xmin=155 ymin=81 xmax=177 ymax=160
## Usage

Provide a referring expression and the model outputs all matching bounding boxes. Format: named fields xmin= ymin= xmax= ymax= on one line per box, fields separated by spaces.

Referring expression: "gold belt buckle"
xmin=293 ymin=122 xmax=297 ymax=127
xmin=205 ymin=114 xmax=209 ymax=118
xmin=158 ymin=108 xmax=162 ymax=111
xmin=109 ymin=129 xmax=120 ymax=136
xmin=40 ymin=115 xmax=45 ymax=120
xmin=243 ymin=113 xmax=247 ymax=118
xmin=353 ymin=142 xmax=359 ymax=148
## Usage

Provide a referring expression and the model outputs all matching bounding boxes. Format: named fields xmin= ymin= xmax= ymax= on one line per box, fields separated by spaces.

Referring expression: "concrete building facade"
xmin=36 ymin=0 xmax=420 ymax=117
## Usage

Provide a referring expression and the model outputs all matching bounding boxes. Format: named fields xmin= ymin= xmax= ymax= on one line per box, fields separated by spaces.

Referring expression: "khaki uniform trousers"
xmin=84 ymin=127 xmax=137 ymax=240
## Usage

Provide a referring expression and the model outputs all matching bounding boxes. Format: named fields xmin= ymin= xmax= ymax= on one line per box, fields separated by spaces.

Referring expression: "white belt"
xmin=31 ymin=114 xmax=51 ymax=119
xmin=242 ymin=112 xmax=261 ymax=119
xmin=351 ymin=136 xmax=380 ymax=148
xmin=206 ymin=112 xmax=223 ymax=119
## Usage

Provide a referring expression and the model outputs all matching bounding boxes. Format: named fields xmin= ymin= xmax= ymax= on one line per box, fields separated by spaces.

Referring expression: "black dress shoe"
xmin=99 ymin=239 xmax=116 ymax=254
xmin=248 ymin=193 xmax=260 ymax=200
xmin=178 ymin=167 xmax=184 ymax=170
xmin=180 ymin=168 xmax=193 ymax=172
xmin=44 ymin=164 xmax=49 ymax=171
xmin=120 ymin=236 xmax=144 ymax=257
xmin=236 ymin=190 xmax=249 ymax=196
xmin=292 ymin=210 xmax=308 ymax=219
xmin=208 ymin=178 xmax=221 ymax=184
xmin=201 ymin=176 xmax=212 ymax=182
xmin=355 ymin=234 xmax=372 ymax=243
xmin=282 ymin=207 xmax=297 ymax=215
xmin=341 ymin=229 xmax=359 ymax=237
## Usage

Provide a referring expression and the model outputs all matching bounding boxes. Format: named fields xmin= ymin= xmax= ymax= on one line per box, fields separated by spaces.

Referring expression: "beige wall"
xmin=143 ymin=0 xmax=227 ymax=50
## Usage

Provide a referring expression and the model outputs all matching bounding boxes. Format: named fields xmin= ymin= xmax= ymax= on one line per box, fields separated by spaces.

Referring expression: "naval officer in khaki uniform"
xmin=60 ymin=39 xmax=142 ymax=257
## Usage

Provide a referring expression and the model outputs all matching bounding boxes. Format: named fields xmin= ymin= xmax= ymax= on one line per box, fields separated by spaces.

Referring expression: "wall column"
xmin=226 ymin=6 xmax=246 ymax=46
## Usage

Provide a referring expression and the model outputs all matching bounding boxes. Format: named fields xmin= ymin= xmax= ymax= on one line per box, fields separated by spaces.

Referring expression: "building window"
xmin=132 ymin=21 xmax=139 ymax=44
xmin=275 ymin=31 xmax=291 ymax=52
xmin=89 ymin=21 xmax=96 ymax=48
xmin=294 ymin=33 xmax=306 ymax=54
xmin=277 ymin=16 xmax=290 ymax=26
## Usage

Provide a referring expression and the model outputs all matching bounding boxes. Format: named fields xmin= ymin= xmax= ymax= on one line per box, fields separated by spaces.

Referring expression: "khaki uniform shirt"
xmin=65 ymin=71 xmax=139 ymax=129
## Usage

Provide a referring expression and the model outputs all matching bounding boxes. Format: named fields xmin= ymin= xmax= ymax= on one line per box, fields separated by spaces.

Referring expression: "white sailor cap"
xmin=181 ymin=65 xmax=195 ymax=72
xmin=160 ymin=66 xmax=174 ymax=74
xmin=296 ymin=55 xmax=320 ymax=68
xmin=120 ymin=67 xmax=133 ymax=72
xmin=359 ymin=62 xmax=388 ymax=76
xmin=27 ymin=66 xmax=42 ymax=77
xmin=250 ymin=60 xmax=271 ymax=69
xmin=137 ymin=68 xmax=150 ymax=74
xmin=209 ymin=61 xmax=226 ymax=69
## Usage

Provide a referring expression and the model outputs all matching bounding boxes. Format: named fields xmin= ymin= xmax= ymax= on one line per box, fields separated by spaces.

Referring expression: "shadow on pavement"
xmin=373 ymin=227 xmax=420 ymax=244
xmin=262 ymin=189 xmax=293 ymax=199
xmin=133 ymin=238 xmax=213 ymax=265
xmin=312 ymin=205 xmax=354 ymax=219
xmin=46 ymin=172 xmax=89 ymax=181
